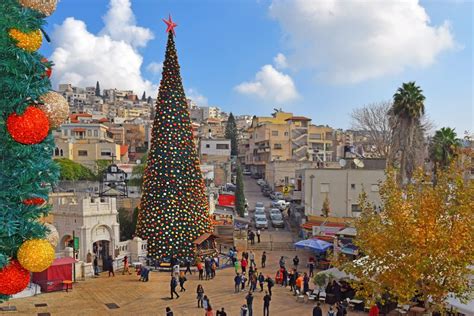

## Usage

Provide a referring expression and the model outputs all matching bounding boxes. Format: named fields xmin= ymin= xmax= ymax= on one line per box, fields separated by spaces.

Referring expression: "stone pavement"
xmin=1 ymin=250 xmax=368 ymax=316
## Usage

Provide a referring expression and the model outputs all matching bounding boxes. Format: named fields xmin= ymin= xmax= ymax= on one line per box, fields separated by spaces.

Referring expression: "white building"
xmin=50 ymin=193 xmax=120 ymax=268
xmin=295 ymin=159 xmax=386 ymax=218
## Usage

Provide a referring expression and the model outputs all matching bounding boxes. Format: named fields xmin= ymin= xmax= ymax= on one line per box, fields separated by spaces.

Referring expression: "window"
xmin=216 ymin=143 xmax=229 ymax=150
xmin=284 ymin=131 xmax=289 ymax=136
xmin=208 ymin=129 xmax=212 ymax=133
xmin=284 ymin=176 xmax=289 ymax=184
xmin=309 ymin=133 xmax=322 ymax=140
xmin=63 ymin=129 xmax=67 ymax=136
xmin=351 ymin=204 xmax=361 ymax=212
xmin=54 ymin=148 xmax=60 ymax=156
xmin=274 ymin=143 xmax=282 ymax=149
xmin=94 ymin=130 xmax=98 ymax=137
xmin=60 ymin=149 xmax=64 ymax=157
xmin=78 ymin=150 xmax=88 ymax=157
xmin=87 ymin=130 xmax=91 ymax=137
xmin=272 ymin=130 xmax=279 ymax=136
xmin=371 ymin=184 xmax=379 ymax=192
xmin=101 ymin=149 xmax=112 ymax=156
xmin=320 ymin=183 xmax=330 ymax=193
xmin=205 ymin=144 xmax=210 ymax=148
xmin=351 ymin=184 xmax=356 ymax=190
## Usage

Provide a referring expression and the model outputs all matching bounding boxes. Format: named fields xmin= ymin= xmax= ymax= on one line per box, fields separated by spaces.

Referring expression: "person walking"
xmin=234 ymin=273 xmax=242 ymax=293
xmin=282 ymin=268 xmax=288 ymax=287
xmin=179 ymin=272 xmax=187 ymax=292
xmin=203 ymin=296 xmax=210 ymax=311
xmin=263 ymin=291 xmax=271 ymax=316
xmin=241 ymin=257 xmax=248 ymax=274
xmin=122 ymin=256 xmax=132 ymax=275
xmin=240 ymin=304 xmax=248 ymax=316
xmin=166 ymin=307 xmax=174 ymax=316
xmin=198 ymin=260 xmax=204 ymax=280
xmin=249 ymin=251 xmax=256 ymax=268
xmin=258 ymin=272 xmax=265 ymax=292
xmin=205 ymin=258 xmax=212 ymax=280
xmin=308 ymin=260 xmax=315 ymax=277
xmin=256 ymin=229 xmax=261 ymax=243
xmin=185 ymin=258 xmax=192 ymax=275
xmin=279 ymin=256 xmax=285 ymax=269
xmin=265 ymin=276 xmax=274 ymax=296
xmin=327 ymin=306 xmax=336 ymax=316
xmin=197 ymin=284 xmax=204 ymax=308
xmin=234 ymin=259 xmax=240 ymax=274
xmin=250 ymin=272 xmax=257 ymax=292
xmin=107 ymin=256 xmax=115 ymax=277
xmin=313 ymin=303 xmax=323 ymax=316
xmin=303 ymin=272 xmax=310 ymax=294
xmin=241 ymin=272 xmax=247 ymax=291
xmin=216 ymin=308 xmax=227 ymax=316
xmin=246 ymin=292 xmax=254 ymax=316
xmin=261 ymin=251 xmax=266 ymax=268
xmin=211 ymin=259 xmax=217 ymax=279
xmin=170 ymin=276 xmax=179 ymax=299
xmin=293 ymin=255 xmax=300 ymax=270
xmin=248 ymin=231 xmax=255 ymax=245
xmin=93 ymin=256 xmax=99 ymax=276
xmin=206 ymin=305 xmax=214 ymax=316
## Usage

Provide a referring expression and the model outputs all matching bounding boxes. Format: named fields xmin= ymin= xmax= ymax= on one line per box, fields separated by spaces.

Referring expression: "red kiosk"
xmin=32 ymin=257 xmax=76 ymax=292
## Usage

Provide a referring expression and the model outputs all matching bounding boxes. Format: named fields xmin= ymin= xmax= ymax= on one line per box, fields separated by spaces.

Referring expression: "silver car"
xmin=255 ymin=216 xmax=268 ymax=229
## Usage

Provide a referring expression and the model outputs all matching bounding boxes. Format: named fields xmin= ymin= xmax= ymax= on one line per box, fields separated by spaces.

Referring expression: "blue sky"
xmin=40 ymin=0 xmax=472 ymax=134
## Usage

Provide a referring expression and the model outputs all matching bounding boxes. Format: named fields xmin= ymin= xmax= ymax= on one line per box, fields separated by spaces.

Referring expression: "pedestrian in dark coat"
xmin=170 ymin=276 xmax=179 ymax=299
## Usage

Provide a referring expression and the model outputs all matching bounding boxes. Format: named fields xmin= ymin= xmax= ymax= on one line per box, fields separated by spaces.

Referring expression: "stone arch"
xmin=60 ymin=234 xmax=73 ymax=250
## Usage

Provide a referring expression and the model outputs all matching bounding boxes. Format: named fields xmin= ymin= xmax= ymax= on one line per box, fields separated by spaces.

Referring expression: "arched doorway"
xmin=91 ymin=225 xmax=113 ymax=271
xmin=60 ymin=235 xmax=73 ymax=250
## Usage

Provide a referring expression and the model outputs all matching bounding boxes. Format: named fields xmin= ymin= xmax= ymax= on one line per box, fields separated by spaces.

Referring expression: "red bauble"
xmin=41 ymin=58 xmax=52 ymax=78
xmin=0 ymin=260 xmax=30 ymax=295
xmin=7 ymin=106 xmax=50 ymax=145
xmin=23 ymin=197 xmax=46 ymax=206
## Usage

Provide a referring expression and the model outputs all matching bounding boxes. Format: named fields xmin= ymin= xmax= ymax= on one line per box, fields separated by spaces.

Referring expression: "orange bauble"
xmin=6 ymin=106 xmax=50 ymax=145
xmin=0 ymin=260 xmax=30 ymax=295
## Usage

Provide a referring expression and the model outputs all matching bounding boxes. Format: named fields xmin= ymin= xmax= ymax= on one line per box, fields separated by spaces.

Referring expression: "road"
xmin=243 ymin=175 xmax=294 ymax=244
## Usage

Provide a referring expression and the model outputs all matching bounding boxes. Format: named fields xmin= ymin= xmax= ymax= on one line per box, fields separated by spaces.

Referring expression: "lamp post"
xmin=309 ymin=174 xmax=315 ymax=215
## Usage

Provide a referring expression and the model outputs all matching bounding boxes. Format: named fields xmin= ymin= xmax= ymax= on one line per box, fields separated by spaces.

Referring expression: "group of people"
xmin=196 ymin=256 xmax=219 ymax=281
xmin=239 ymin=291 xmax=272 ymax=316
xmin=247 ymin=229 xmax=261 ymax=245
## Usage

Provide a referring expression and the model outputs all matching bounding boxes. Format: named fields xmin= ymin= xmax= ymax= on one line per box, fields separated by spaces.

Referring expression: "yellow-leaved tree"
xmin=342 ymin=160 xmax=474 ymax=311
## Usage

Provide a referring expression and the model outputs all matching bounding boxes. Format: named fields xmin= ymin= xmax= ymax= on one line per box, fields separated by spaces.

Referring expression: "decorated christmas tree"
xmin=0 ymin=0 xmax=68 ymax=300
xmin=136 ymin=16 xmax=212 ymax=262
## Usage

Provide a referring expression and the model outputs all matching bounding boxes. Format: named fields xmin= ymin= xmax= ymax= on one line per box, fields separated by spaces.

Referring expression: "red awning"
xmin=72 ymin=128 xmax=86 ymax=132
xmin=52 ymin=257 xmax=76 ymax=266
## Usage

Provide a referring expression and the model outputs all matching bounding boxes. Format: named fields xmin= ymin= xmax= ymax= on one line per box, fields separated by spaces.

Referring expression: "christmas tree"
xmin=136 ymin=16 xmax=212 ymax=263
xmin=0 ymin=0 xmax=68 ymax=300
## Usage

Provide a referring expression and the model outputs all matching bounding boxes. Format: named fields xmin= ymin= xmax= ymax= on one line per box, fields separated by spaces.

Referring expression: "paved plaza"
xmin=1 ymin=250 xmax=368 ymax=316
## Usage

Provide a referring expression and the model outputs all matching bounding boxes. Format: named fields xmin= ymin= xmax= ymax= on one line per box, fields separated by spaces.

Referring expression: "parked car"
xmin=270 ymin=213 xmax=285 ymax=228
xmin=256 ymin=179 xmax=266 ymax=186
xmin=269 ymin=208 xmax=281 ymax=216
xmin=242 ymin=169 xmax=251 ymax=175
xmin=272 ymin=199 xmax=290 ymax=210
xmin=255 ymin=216 xmax=269 ymax=229
xmin=262 ymin=190 xmax=271 ymax=197
xmin=255 ymin=202 xmax=265 ymax=215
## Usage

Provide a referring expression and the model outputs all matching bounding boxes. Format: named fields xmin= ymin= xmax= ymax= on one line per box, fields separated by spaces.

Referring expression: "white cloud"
xmin=146 ymin=62 xmax=163 ymax=75
xmin=269 ymin=0 xmax=456 ymax=83
xmin=273 ymin=53 xmax=288 ymax=69
xmin=234 ymin=64 xmax=299 ymax=104
xmin=50 ymin=0 xmax=157 ymax=96
xmin=187 ymin=88 xmax=208 ymax=106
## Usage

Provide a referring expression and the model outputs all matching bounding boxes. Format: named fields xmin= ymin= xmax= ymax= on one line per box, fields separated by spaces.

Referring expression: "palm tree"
xmin=430 ymin=127 xmax=461 ymax=183
xmin=390 ymin=81 xmax=426 ymax=184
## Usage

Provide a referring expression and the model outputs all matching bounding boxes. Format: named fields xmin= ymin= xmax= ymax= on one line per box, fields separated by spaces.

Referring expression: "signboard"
xmin=73 ymin=237 xmax=79 ymax=250
xmin=218 ymin=194 xmax=235 ymax=208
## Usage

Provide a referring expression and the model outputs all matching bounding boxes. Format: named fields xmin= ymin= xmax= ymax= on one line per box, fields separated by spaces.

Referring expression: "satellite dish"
xmin=339 ymin=159 xmax=347 ymax=167
xmin=354 ymin=158 xmax=365 ymax=168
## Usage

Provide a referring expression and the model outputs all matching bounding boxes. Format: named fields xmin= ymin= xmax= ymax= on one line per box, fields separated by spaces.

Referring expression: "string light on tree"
xmin=136 ymin=15 xmax=212 ymax=263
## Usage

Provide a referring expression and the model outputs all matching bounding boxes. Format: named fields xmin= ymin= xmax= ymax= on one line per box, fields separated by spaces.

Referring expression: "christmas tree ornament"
xmin=8 ymin=28 xmax=42 ymax=52
xmin=43 ymin=223 xmax=59 ymax=248
xmin=41 ymin=57 xmax=52 ymax=78
xmin=18 ymin=0 xmax=58 ymax=16
xmin=0 ymin=260 xmax=30 ymax=295
xmin=22 ymin=197 xmax=46 ymax=205
xmin=7 ymin=106 xmax=50 ymax=144
xmin=38 ymin=91 xmax=69 ymax=128
xmin=17 ymin=239 xmax=54 ymax=272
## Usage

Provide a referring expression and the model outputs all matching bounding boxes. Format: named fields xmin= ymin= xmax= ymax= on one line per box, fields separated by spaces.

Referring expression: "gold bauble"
xmin=38 ymin=91 xmax=69 ymax=128
xmin=9 ymin=29 xmax=42 ymax=52
xmin=17 ymin=239 xmax=55 ymax=272
xmin=18 ymin=0 xmax=58 ymax=16
xmin=43 ymin=223 xmax=59 ymax=248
